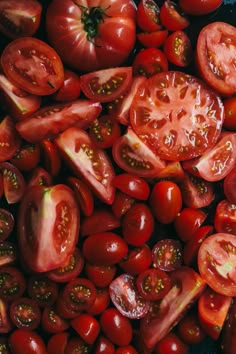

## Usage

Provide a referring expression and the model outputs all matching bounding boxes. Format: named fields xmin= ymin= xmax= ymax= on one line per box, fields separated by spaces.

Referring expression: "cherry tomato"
xmin=119 ymin=244 xmax=152 ymax=275
xmin=71 ymin=313 xmax=100 ymax=344
xmin=88 ymin=288 xmax=110 ymax=316
xmin=41 ymin=307 xmax=69 ymax=334
xmin=0 ymin=115 xmax=21 ymax=163
xmin=67 ymin=176 xmax=94 ymax=217
xmin=0 ymin=241 xmax=17 ymax=267
xmin=116 ymin=346 xmax=138 ymax=354
xmin=223 ymin=166 xmax=236 ymax=204
xmin=113 ymin=173 xmax=150 ymax=200
xmin=47 ymin=332 xmax=69 ymax=354
xmin=10 ymin=297 xmax=41 ymax=330
xmin=160 ymin=1 xmax=189 ymax=31
xmin=0 ymin=208 xmax=14 ymax=242
xmin=163 ymin=30 xmax=193 ymax=67
xmin=177 ymin=312 xmax=206 ymax=345
xmin=64 ymin=337 xmax=90 ymax=354
xmin=133 ymin=48 xmax=168 ymax=78
xmin=95 ymin=336 xmax=115 ymax=354
xmin=112 ymin=191 xmax=135 ymax=219
xmin=89 ymin=115 xmax=121 ymax=149
xmin=154 ymin=332 xmax=189 ymax=354
xmin=0 ymin=162 xmax=26 ymax=204
xmin=27 ymin=275 xmax=59 ymax=307
xmin=85 ymin=263 xmax=116 ymax=288
xmin=136 ymin=0 xmax=162 ymax=32
xmin=152 ymin=239 xmax=183 ymax=272
xmin=179 ymin=0 xmax=223 ymax=15
xmin=0 ymin=267 xmax=26 ymax=303
xmin=52 ymin=68 xmax=81 ymax=102
xmin=214 ymin=199 xmax=236 ymax=235
xmin=137 ymin=30 xmax=169 ymax=49
xmin=223 ymin=97 xmax=236 ymax=130
xmin=9 ymin=329 xmax=47 ymax=354
xmin=81 ymin=208 xmax=120 ymax=237
xmin=10 ymin=143 xmax=40 ymax=172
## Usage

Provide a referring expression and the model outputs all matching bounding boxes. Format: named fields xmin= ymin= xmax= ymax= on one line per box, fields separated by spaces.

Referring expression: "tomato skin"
xmin=88 ymin=288 xmax=110 ymax=316
xmin=67 ymin=176 xmax=94 ymax=217
xmin=40 ymin=140 xmax=61 ymax=177
xmin=64 ymin=337 xmax=90 ymax=354
xmin=163 ymin=30 xmax=193 ymax=67
xmin=95 ymin=336 xmax=115 ymax=354
xmin=179 ymin=0 xmax=223 ymax=15
xmin=46 ymin=0 xmax=136 ymax=73
xmin=177 ymin=312 xmax=206 ymax=345
xmin=119 ymin=244 xmax=152 ymax=275
xmin=154 ymin=332 xmax=189 ymax=354
xmin=149 ymin=180 xmax=182 ymax=224
xmin=214 ymin=199 xmax=236 ymax=235
xmin=223 ymin=97 xmax=236 ymax=131
xmin=9 ymin=329 xmax=47 ymax=354
xmin=174 ymin=208 xmax=207 ymax=242
xmin=137 ymin=30 xmax=168 ymax=49
xmin=0 ymin=299 xmax=13 ymax=334
xmin=112 ymin=191 xmax=135 ymax=219
xmin=136 ymin=0 xmax=161 ymax=32
xmin=116 ymin=346 xmax=138 ymax=354
xmin=160 ymin=1 xmax=189 ymax=31
xmin=47 ymin=332 xmax=69 ymax=354
xmin=113 ymin=174 xmax=150 ymax=200
xmin=133 ymin=48 xmax=168 ymax=78
xmin=85 ymin=263 xmax=116 ymax=288
xmin=0 ymin=115 xmax=21 ymax=163
xmin=81 ymin=209 xmax=120 ymax=237
xmin=52 ymin=68 xmax=81 ymax=102
xmin=71 ymin=313 xmax=100 ymax=344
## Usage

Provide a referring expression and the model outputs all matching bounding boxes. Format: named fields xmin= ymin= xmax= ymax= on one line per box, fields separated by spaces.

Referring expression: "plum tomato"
xmin=17 ymin=184 xmax=80 ymax=272
xmin=152 ymin=239 xmax=183 ymax=272
xmin=149 ymin=180 xmax=182 ymax=224
xmin=179 ymin=0 xmax=223 ymax=16
xmin=130 ymin=71 xmax=224 ymax=161
xmin=223 ymin=97 xmax=236 ymax=130
xmin=0 ymin=115 xmax=21 ymax=163
xmin=177 ymin=311 xmax=206 ymax=345
xmin=198 ymin=233 xmax=236 ymax=296
xmin=95 ymin=336 xmax=115 ymax=354
xmin=87 ymin=288 xmax=110 ymax=316
xmin=71 ymin=313 xmax=100 ymax=345
xmin=163 ymin=30 xmax=193 ymax=67
xmin=112 ymin=173 xmax=150 ymax=200
xmin=160 ymin=1 xmax=189 ymax=31
xmin=214 ymin=199 xmax=236 ymax=235
xmin=89 ymin=115 xmax=121 ymax=149
xmin=119 ymin=244 xmax=152 ymax=276
xmin=196 ymin=22 xmax=236 ymax=96
xmin=154 ymin=332 xmax=189 ymax=354
xmin=9 ymin=329 xmax=47 ymax=354
xmin=0 ymin=208 xmax=14 ymax=242
xmin=116 ymin=346 xmax=138 ymax=354
xmin=132 ymin=48 xmax=168 ymax=78
xmin=112 ymin=191 xmax=135 ymax=219
xmin=52 ymin=68 xmax=81 ymax=102
xmin=136 ymin=0 xmax=162 ymax=32
xmin=27 ymin=275 xmax=59 ymax=307
xmin=0 ymin=267 xmax=26 ymax=303
xmin=81 ymin=209 xmax=120 ymax=237
xmin=9 ymin=297 xmax=41 ymax=330
xmin=224 ymin=166 xmax=236 ymax=204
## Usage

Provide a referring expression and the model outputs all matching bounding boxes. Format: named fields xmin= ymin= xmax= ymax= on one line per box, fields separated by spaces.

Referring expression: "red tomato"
xmin=16 ymin=99 xmax=102 ymax=143
xmin=17 ymin=184 xmax=80 ymax=272
xmin=198 ymin=286 xmax=232 ymax=340
xmin=221 ymin=299 xmax=236 ymax=354
xmin=130 ymin=71 xmax=224 ymax=161
xmin=160 ymin=1 xmax=189 ymax=31
xmin=196 ymin=22 xmax=236 ymax=96
xmin=82 ymin=232 xmax=128 ymax=266
xmin=224 ymin=166 xmax=236 ymax=204
xmin=81 ymin=209 xmax=120 ymax=237
xmin=136 ymin=0 xmax=162 ymax=32
xmin=214 ymin=199 xmax=236 ymax=235
xmin=100 ymin=307 xmax=133 ymax=346
xmin=95 ymin=336 xmax=115 ymax=354
xmin=113 ymin=173 xmax=150 ymax=200
xmin=89 ymin=115 xmax=121 ymax=149
xmin=140 ymin=267 xmax=206 ymax=350
xmin=9 ymin=329 xmax=46 ymax=354
xmin=112 ymin=127 xmax=166 ymax=178
xmin=85 ymin=263 xmax=116 ymax=288
xmin=198 ymin=233 xmax=236 ymax=296
xmin=116 ymin=346 xmax=138 ymax=354
xmin=54 ymin=127 xmax=115 ymax=205
xmin=41 ymin=308 xmax=69 ymax=334
xmin=0 ymin=208 xmax=14 ymax=241
xmin=0 ymin=162 xmax=26 ymax=204
xmin=137 ymin=30 xmax=168 ymax=49
xmin=10 ymin=297 xmax=41 ymax=331
xmin=149 ymin=180 xmax=182 ymax=224
xmin=27 ymin=166 xmax=52 ymax=188
xmin=152 ymin=239 xmax=183 ymax=272
xmin=0 ymin=241 xmax=17 ymax=267
xmin=177 ymin=312 xmax=206 ymax=345
xmin=0 ymin=115 xmax=21 ymax=163
xmin=119 ymin=244 xmax=152 ymax=275
xmin=154 ymin=332 xmax=188 ymax=354
xmin=27 ymin=275 xmax=58 ymax=307
xmin=80 ymin=67 xmax=132 ymax=103
xmin=0 ymin=0 xmax=42 ymax=39
xmin=109 ymin=273 xmax=150 ymax=319
xmin=10 ymin=143 xmax=40 ymax=172
xmin=223 ymin=97 xmax=236 ymax=130
xmin=122 ymin=203 xmax=154 ymax=246
xmin=67 ymin=176 xmax=94 ymax=217
xmin=1 ymin=37 xmax=64 ymax=96
xmin=157 ymin=161 xmax=185 ymax=182
xmin=40 ymin=140 xmax=61 ymax=177
xmin=112 ymin=191 xmax=135 ymax=219
xmin=65 ymin=337 xmax=90 ymax=354
xmin=47 ymin=332 xmax=69 ymax=354
xmin=163 ymin=30 xmax=193 ymax=67
xmin=179 ymin=0 xmax=223 ymax=15
xmin=52 ymin=68 xmax=81 ymax=102
xmin=88 ymin=288 xmax=110 ymax=316
xmin=133 ymin=48 xmax=168 ymax=78
xmin=71 ymin=313 xmax=100 ymax=344
xmin=0 ymin=299 xmax=13 ymax=334
xmin=46 ymin=0 xmax=136 ymax=72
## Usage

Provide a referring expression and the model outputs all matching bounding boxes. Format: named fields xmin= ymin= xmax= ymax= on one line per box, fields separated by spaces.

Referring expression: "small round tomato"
xmin=223 ymin=97 xmax=236 ymax=130
xmin=85 ymin=263 xmax=116 ymax=288
xmin=174 ymin=208 xmax=207 ymax=242
xmin=88 ymin=288 xmax=110 ymax=316
xmin=119 ymin=244 xmax=152 ymax=275
xmin=0 ymin=115 xmax=21 ymax=163
xmin=41 ymin=307 xmax=69 ymax=334
xmin=179 ymin=0 xmax=223 ymax=15
xmin=1 ymin=37 xmax=64 ymax=96
xmin=27 ymin=275 xmax=59 ymax=307
xmin=10 ymin=143 xmax=40 ymax=172
xmin=214 ymin=199 xmax=236 ymax=235
xmin=0 ymin=208 xmax=14 ymax=241
xmin=95 ymin=336 xmax=115 ymax=354
xmin=10 ymin=297 xmax=41 ymax=330
xmin=164 ymin=30 xmax=193 ymax=67
xmin=177 ymin=312 xmax=206 ymax=345
xmin=116 ymin=346 xmax=138 ymax=354
xmin=160 ymin=1 xmax=189 ymax=31
xmin=112 ymin=191 xmax=135 ymax=219
xmin=67 ymin=176 xmax=94 ymax=217
xmin=133 ymin=48 xmax=168 ymax=78
xmin=100 ymin=307 xmax=133 ymax=346
xmin=81 ymin=209 xmax=120 ymax=237
xmin=152 ymin=239 xmax=183 ymax=272
xmin=136 ymin=0 xmax=162 ymax=32
xmin=71 ymin=313 xmax=100 ymax=345
xmin=0 ymin=162 xmax=26 ymax=204
xmin=52 ymin=68 xmax=81 ymax=102
xmin=89 ymin=115 xmax=121 ymax=149
xmin=40 ymin=140 xmax=61 ymax=177
xmin=9 ymin=329 xmax=47 ymax=354
xmin=149 ymin=180 xmax=182 ymax=224
xmin=27 ymin=166 xmax=52 ymax=188
xmin=137 ymin=30 xmax=168 ymax=49
xmin=0 ymin=267 xmax=26 ymax=303
xmin=224 ymin=166 xmax=236 ymax=204
xmin=112 ymin=173 xmax=150 ymax=200
xmin=0 ymin=241 xmax=17 ymax=267
xmin=47 ymin=332 xmax=69 ymax=354
xmin=154 ymin=332 xmax=189 ymax=354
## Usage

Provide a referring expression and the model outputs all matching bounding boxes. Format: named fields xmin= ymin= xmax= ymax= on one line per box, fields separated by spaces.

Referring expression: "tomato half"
xmin=214 ymin=199 xmax=236 ymax=235
xmin=152 ymin=239 xmax=183 ymax=272
xmin=132 ymin=48 xmax=168 ymax=78
xmin=0 ymin=208 xmax=14 ymax=242
xmin=0 ymin=115 xmax=21 ymax=163
xmin=159 ymin=1 xmax=189 ymax=31
xmin=163 ymin=30 xmax=193 ymax=67
xmin=130 ymin=71 xmax=224 ymax=161
xmin=0 ymin=162 xmax=26 ymax=204
xmin=136 ymin=0 xmax=162 ymax=33
xmin=10 ymin=297 xmax=41 ymax=330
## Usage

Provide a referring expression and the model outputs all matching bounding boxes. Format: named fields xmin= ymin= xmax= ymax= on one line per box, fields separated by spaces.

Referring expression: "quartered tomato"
xmin=160 ymin=1 xmax=189 ymax=31
xmin=10 ymin=143 xmax=41 ymax=172
xmin=0 ymin=115 xmax=21 ymax=163
xmin=1 ymin=37 xmax=64 ymax=96
xmin=133 ymin=48 xmax=168 ymax=78
xmin=130 ymin=71 xmax=224 ymax=161
xmin=136 ymin=0 xmax=162 ymax=32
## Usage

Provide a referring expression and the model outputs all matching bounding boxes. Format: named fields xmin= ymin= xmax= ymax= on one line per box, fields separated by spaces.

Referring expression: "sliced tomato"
xmin=16 ymin=99 xmax=102 ymax=143
xmin=17 ymin=184 xmax=80 ymax=272
xmin=10 ymin=143 xmax=41 ymax=172
xmin=10 ymin=297 xmax=41 ymax=330
xmin=196 ymin=22 xmax=236 ymax=96
xmin=55 ymin=127 xmax=115 ymax=205
xmin=112 ymin=190 xmax=135 ymax=219
xmin=214 ymin=199 xmax=236 ymax=235
xmin=81 ymin=209 xmax=120 ymax=237
xmin=133 ymin=48 xmax=168 ymax=78
xmin=137 ymin=30 xmax=168 ymax=49
xmin=27 ymin=275 xmax=59 ymax=307
xmin=130 ymin=71 xmax=224 ymax=161
xmin=198 ymin=232 xmax=236 ymax=296
xmin=160 ymin=1 xmax=189 ymax=31
xmin=223 ymin=166 xmax=236 ymax=204
xmin=0 ymin=208 xmax=14 ymax=242
xmin=136 ymin=0 xmax=162 ymax=32
xmin=119 ymin=244 xmax=152 ymax=276
xmin=80 ymin=67 xmax=132 ymax=103
xmin=1 ymin=37 xmax=64 ymax=96
xmin=0 ymin=162 xmax=26 ymax=204
xmin=89 ymin=115 xmax=121 ymax=149
xmin=0 ymin=115 xmax=21 ymax=163
xmin=42 ymin=308 xmax=69 ymax=334
xmin=163 ymin=30 xmax=193 ymax=67
xmin=52 ymin=68 xmax=81 ymax=102
xmin=40 ymin=139 xmax=61 ymax=177
xmin=179 ymin=0 xmax=223 ymax=15
xmin=152 ymin=239 xmax=183 ymax=272
xmin=112 ymin=127 xmax=166 ymax=178
xmin=0 ymin=241 xmax=17 ymax=267
xmin=0 ymin=267 xmax=26 ymax=303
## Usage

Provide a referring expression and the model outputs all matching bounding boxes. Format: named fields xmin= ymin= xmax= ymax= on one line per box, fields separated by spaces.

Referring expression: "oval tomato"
xmin=9 ymin=329 xmax=47 ymax=354
xmin=46 ymin=0 xmax=136 ymax=72
xmin=81 ymin=208 xmax=120 ymax=237
xmin=1 ymin=37 xmax=64 ymax=96
xmin=10 ymin=297 xmax=41 ymax=330
xmin=112 ymin=173 xmax=150 ymax=200
xmin=154 ymin=332 xmax=189 ymax=354
xmin=71 ymin=313 xmax=100 ymax=345
xmin=177 ymin=312 xmax=206 ymax=345
xmin=17 ymin=184 xmax=80 ymax=272
xmin=137 ymin=30 xmax=168 ymax=49
xmin=130 ymin=71 xmax=224 ymax=161
xmin=47 ymin=332 xmax=69 ymax=354
xmin=0 ymin=115 xmax=21 ymax=163
xmin=179 ymin=0 xmax=223 ymax=15
xmin=119 ymin=244 xmax=152 ymax=275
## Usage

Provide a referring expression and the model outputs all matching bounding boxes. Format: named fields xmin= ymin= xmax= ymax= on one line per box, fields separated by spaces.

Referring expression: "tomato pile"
xmin=0 ymin=0 xmax=236 ymax=353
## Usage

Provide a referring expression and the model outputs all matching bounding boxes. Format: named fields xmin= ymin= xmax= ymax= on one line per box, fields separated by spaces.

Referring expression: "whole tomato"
xmin=9 ymin=329 xmax=47 ymax=354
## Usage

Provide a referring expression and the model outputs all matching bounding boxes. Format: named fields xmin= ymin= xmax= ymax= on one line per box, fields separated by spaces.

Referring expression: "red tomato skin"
xmin=10 ymin=143 xmax=41 ymax=172
xmin=119 ymin=244 xmax=152 ymax=275
xmin=154 ymin=332 xmax=189 ymax=354
xmin=112 ymin=174 xmax=150 ymax=200
xmin=81 ymin=209 xmax=120 ymax=237
xmin=137 ymin=30 xmax=168 ymax=49
xmin=52 ymin=68 xmax=81 ymax=102
xmin=47 ymin=332 xmax=69 ymax=354
xmin=163 ymin=30 xmax=193 ymax=67
xmin=9 ymin=329 xmax=47 ymax=354
xmin=116 ymin=346 xmax=138 ymax=354
xmin=136 ymin=0 xmax=162 ymax=32
xmin=179 ymin=0 xmax=223 ymax=15
xmin=71 ymin=313 xmax=100 ymax=344
xmin=214 ymin=199 xmax=236 ymax=235
xmin=95 ymin=336 xmax=115 ymax=354
xmin=87 ymin=288 xmax=110 ymax=316
xmin=67 ymin=176 xmax=94 ymax=217
xmin=223 ymin=166 xmax=236 ymax=204
xmin=160 ymin=1 xmax=189 ymax=31
xmin=85 ymin=263 xmax=116 ymax=288
xmin=40 ymin=140 xmax=61 ymax=177
xmin=133 ymin=48 xmax=168 ymax=78
xmin=0 ymin=115 xmax=21 ymax=163
xmin=177 ymin=312 xmax=206 ymax=345
xmin=112 ymin=191 xmax=135 ymax=219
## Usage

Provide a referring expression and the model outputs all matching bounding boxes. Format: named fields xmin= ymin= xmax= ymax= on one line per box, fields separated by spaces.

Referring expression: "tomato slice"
xmin=89 ymin=115 xmax=121 ymax=149
xmin=0 ymin=241 xmax=17 ymax=267
xmin=214 ymin=199 xmax=236 ymax=235
xmin=27 ymin=275 xmax=59 ymax=307
xmin=163 ymin=30 xmax=193 ymax=67
xmin=0 ymin=162 xmax=26 ymax=204
xmin=198 ymin=232 xmax=236 ymax=296
xmin=136 ymin=0 xmax=162 ymax=32
xmin=196 ymin=22 xmax=236 ymax=96
xmin=137 ymin=30 xmax=168 ymax=49
xmin=0 ymin=115 xmax=21 ymax=163
xmin=0 ymin=267 xmax=26 ymax=303
xmin=10 ymin=297 xmax=41 ymax=330
xmin=130 ymin=71 xmax=224 ymax=161
xmin=1 ymin=37 xmax=64 ymax=96
xmin=0 ymin=208 xmax=14 ymax=242
xmin=42 ymin=309 xmax=69 ymax=334
xmin=80 ymin=67 xmax=133 ymax=103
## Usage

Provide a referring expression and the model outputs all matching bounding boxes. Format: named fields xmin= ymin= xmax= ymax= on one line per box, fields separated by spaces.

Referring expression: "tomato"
xmin=179 ymin=0 xmax=223 ymax=15
xmin=16 ymin=99 xmax=102 ymax=143
xmin=113 ymin=173 xmax=150 ymax=200
xmin=89 ymin=115 xmax=121 ymax=149
xmin=0 ymin=208 xmax=14 ymax=242
xmin=10 ymin=143 xmax=40 ymax=172
xmin=0 ymin=241 xmax=17 ymax=267
xmin=112 ymin=191 xmax=135 ymax=219
xmin=46 ymin=0 xmax=136 ymax=72
xmin=154 ymin=332 xmax=189 ymax=354
xmin=88 ymin=288 xmax=110 ymax=316
xmin=214 ymin=199 xmax=236 ymax=235
xmin=132 ymin=48 xmax=168 ymax=78
xmin=177 ymin=312 xmax=206 ymax=345
xmin=140 ymin=267 xmax=206 ymax=350
xmin=1 ymin=37 xmax=64 ymax=96
xmin=136 ymin=0 xmax=162 ymax=32
xmin=10 ymin=297 xmax=41 ymax=330
xmin=17 ymin=184 xmax=80 ymax=272
xmin=224 ymin=166 xmax=236 ymax=204
xmin=0 ymin=0 xmax=42 ymax=39
xmin=9 ymin=329 xmax=47 ymax=354
xmin=52 ymin=68 xmax=81 ymax=102
xmin=81 ymin=209 xmax=120 ymax=237
xmin=47 ymin=332 xmax=69 ymax=354
xmin=85 ymin=263 xmax=116 ymax=288
xmin=196 ymin=22 xmax=236 ymax=96
xmin=152 ymin=239 xmax=183 ymax=272
xmin=0 ymin=267 xmax=26 ymax=303
xmin=174 ymin=208 xmax=207 ymax=242
xmin=0 ymin=162 xmax=26 ymax=204
xmin=95 ymin=336 xmax=115 ymax=354
xmin=71 ymin=313 xmax=100 ymax=344
xmin=198 ymin=233 xmax=236 ymax=296
xmin=112 ymin=127 xmax=166 ymax=178
xmin=119 ymin=244 xmax=152 ymax=275
xmin=221 ymin=299 xmax=236 ymax=354
xmin=65 ymin=337 xmax=90 ymax=354
xmin=80 ymin=67 xmax=132 ymax=103
xmin=40 ymin=140 xmax=61 ymax=177
xmin=136 ymin=268 xmax=171 ymax=301
xmin=27 ymin=275 xmax=58 ymax=307
xmin=198 ymin=286 xmax=232 ymax=340
xmin=82 ymin=232 xmax=128 ymax=266
xmin=163 ymin=30 xmax=193 ymax=67
xmin=54 ymin=127 xmax=115 ymax=205
xmin=67 ymin=177 xmax=94 ymax=217
xmin=55 ymin=295 xmax=79 ymax=320
xmin=100 ymin=307 xmax=133 ymax=346
xmin=137 ymin=30 xmax=168 ymax=49
xmin=27 ymin=167 xmax=52 ymax=188
xmin=223 ymin=97 xmax=236 ymax=130
xmin=47 ymin=247 xmax=84 ymax=283
xmin=0 ymin=74 xmax=41 ymax=121
xmin=116 ymin=346 xmax=138 ymax=354
xmin=109 ymin=273 xmax=150 ymax=319
xmin=160 ymin=1 xmax=189 ymax=31
xmin=41 ymin=308 xmax=69 ymax=334
xmin=0 ymin=336 xmax=10 ymax=352
xmin=157 ymin=161 xmax=185 ymax=182
xmin=130 ymin=71 xmax=224 ymax=161
xmin=0 ymin=299 xmax=13 ymax=334
xmin=0 ymin=115 xmax=21 ymax=163
xmin=149 ymin=180 xmax=182 ymax=224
